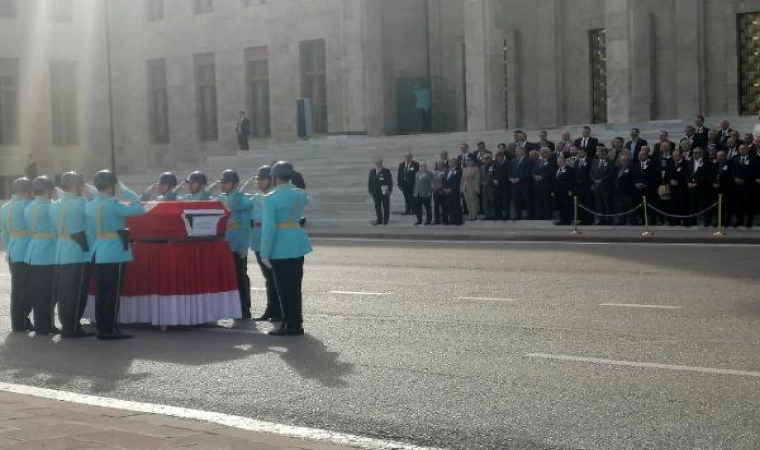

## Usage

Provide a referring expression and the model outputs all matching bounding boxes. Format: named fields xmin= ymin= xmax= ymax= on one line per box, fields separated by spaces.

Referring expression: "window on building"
xmin=145 ymin=0 xmax=164 ymax=21
xmin=0 ymin=59 xmax=18 ymax=146
xmin=195 ymin=53 xmax=217 ymax=141
xmin=738 ymin=13 xmax=760 ymax=115
xmin=194 ymin=0 xmax=212 ymax=14
xmin=245 ymin=47 xmax=271 ymax=138
xmin=48 ymin=0 xmax=73 ymax=22
xmin=589 ymin=28 xmax=607 ymax=124
xmin=300 ymin=39 xmax=327 ymax=134
xmin=50 ymin=61 xmax=78 ymax=146
xmin=0 ymin=0 xmax=16 ymax=19
xmin=147 ymin=59 xmax=169 ymax=144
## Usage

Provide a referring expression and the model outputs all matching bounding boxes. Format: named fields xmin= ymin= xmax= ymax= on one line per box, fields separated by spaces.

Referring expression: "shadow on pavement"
xmin=0 ymin=327 xmax=353 ymax=393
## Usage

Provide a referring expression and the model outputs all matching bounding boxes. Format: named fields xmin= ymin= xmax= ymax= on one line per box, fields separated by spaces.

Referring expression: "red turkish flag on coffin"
xmin=126 ymin=201 xmax=230 ymax=240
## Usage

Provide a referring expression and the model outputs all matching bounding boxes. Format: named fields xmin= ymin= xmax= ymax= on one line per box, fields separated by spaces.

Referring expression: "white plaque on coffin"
xmin=181 ymin=209 xmax=226 ymax=237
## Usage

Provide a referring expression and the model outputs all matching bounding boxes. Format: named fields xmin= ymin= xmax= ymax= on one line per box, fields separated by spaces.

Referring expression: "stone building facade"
xmin=1 ymin=0 xmax=760 ymax=186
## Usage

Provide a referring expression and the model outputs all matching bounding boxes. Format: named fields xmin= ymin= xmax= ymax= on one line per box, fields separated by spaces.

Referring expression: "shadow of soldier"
xmin=0 ymin=329 xmax=354 ymax=393
xmin=271 ymin=334 xmax=353 ymax=388
xmin=0 ymin=330 xmax=261 ymax=394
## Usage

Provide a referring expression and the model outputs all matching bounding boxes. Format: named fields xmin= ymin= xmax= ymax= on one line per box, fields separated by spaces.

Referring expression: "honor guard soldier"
xmin=260 ymin=161 xmax=312 ymax=336
xmin=85 ymin=170 xmax=146 ymax=340
xmin=184 ymin=171 xmax=212 ymax=200
xmin=250 ymin=166 xmax=281 ymax=322
xmin=0 ymin=178 xmax=34 ymax=332
xmin=51 ymin=172 xmax=94 ymax=338
xmin=24 ymin=176 xmax=58 ymax=335
xmin=216 ymin=169 xmax=254 ymax=319
xmin=141 ymin=172 xmax=180 ymax=202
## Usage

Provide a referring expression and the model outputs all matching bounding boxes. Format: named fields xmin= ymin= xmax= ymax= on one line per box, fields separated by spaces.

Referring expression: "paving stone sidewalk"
xmin=0 ymin=391 xmax=354 ymax=450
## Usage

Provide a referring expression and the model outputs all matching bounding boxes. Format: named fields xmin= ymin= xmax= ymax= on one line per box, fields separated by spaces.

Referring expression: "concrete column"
xmin=504 ymin=29 xmax=521 ymax=128
xmin=464 ymin=0 xmax=505 ymax=131
xmin=674 ymin=0 xmax=704 ymax=117
xmin=536 ymin=0 xmax=561 ymax=129
xmin=605 ymin=0 xmax=653 ymax=123
xmin=360 ymin=0 xmax=385 ymax=135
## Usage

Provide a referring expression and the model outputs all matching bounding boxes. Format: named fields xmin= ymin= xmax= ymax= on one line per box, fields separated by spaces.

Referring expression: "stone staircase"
xmin=119 ymin=115 xmax=759 ymax=220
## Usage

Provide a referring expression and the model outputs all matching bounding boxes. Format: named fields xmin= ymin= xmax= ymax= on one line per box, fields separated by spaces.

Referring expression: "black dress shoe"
xmin=268 ymin=326 xmax=304 ymax=336
xmin=24 ymin=318 xmax=34 ymax=332
xmin=253 ymin=314 xmax=276 ymax=322
xmin=97 ymin=332 xmax=133 ymax=341
xmin=373 ymin=221 xmax=382 ymax=226
xmin=414 ymin=221 xmax=422 ymax=226
xmin=61 ymin=330 xmax=95 ymax=339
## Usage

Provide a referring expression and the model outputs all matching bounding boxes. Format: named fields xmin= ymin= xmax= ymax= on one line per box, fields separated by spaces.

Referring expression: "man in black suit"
xmin=633 ymin=146 xmax=659 ymax=225
xmin=574 ymin=126 xmax=599 ymax=159
xmin=665 ymin=149 xmax=689 ymax=225
xmin=686 ymin=148 xmax=711 ymax=227
xmin=442 ymin=158 xmax=462 ymax=225
xmin=694 ymin=115 xmax=709 ymax=148
xmin=711 ymin=150 xmax=733 ymax=227
xmin=725 ymin=137 xmax=740 ymax=161
xmin=705 ymin=130 xmax=725 ymax=153
xmin=532 ymin=147 xmax=556 ymax=220
xmin=553 ymin=155 xmax=575 ymax=226
xmin=590 ymin=147 xmax=616 ymax=224
xmin=625 ymin=128 xmax=648 ymax=161
xmin=236 ymin=110 xmax=251 ymax=150
xmin=25 ymin=154 xmax=37 ymax=180
xmin=614 ymin=155 xmax=636 ymax=225
xmin=538 ymin=130 xmax=555 ymax=151
xmin=681 ymin=126 xmax=697 ymax=154
xmin=510 ymin=147 xmax=534 ymax=220
xmin=519 ymin=132 xmax=540 ymax=153
xmin=493 ymin=151 xmax=511 ymax=220
xmin=573 ymin=147 xmax=593 ymax=225
xmin=718 ymin=120 xmax=734 ymax=145
xmin=368 ymin=158 xmax=392 ymax=225
xmin=397 ymin=152 xmax=419 ymax=215
xmin=731 ymin=145 xmax=755 ymax=228
xmin=653 ymin=131 xmax=676 ymax=159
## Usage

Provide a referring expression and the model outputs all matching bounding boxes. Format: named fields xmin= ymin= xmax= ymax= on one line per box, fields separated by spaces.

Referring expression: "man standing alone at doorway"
xmin=236 ymin=110 xmax=251 ymax=151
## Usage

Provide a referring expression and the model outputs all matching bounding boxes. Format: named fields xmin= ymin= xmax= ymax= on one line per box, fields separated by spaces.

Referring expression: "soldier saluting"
xmin=0 ymin=178 xmax=34 ymax=332
xmin=183 ymin=171 xmax=213 ymax=201
xmin=141 ymin=172 xmax=180 ymax=202
xmin=51 ymin=172 xmax=94 ymax=338
xmin=260 ymin=161 xmax=312 ymax=336
xmin=85 ymin=170 xmax=145 ymax=340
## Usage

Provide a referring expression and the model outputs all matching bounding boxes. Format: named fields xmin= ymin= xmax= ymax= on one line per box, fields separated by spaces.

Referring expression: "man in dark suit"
xmin=614 ymin=155 xmax=637 ymax=225
xmin=725 ymin=137 xmax=741 ymax=161
xmin=686 ymin=148 xmax=711 ymax=227
xmin=510 ymin=147 xmax=533 ymax=220
xmin=694 ymin=115 xmax=709 ymax=148
xmin=538 ymin=130 xmax=555 ymax=151
xmin=705 ymin=130 xmax=725 ymax=153
xmin=442 ymin=158 xmax=462 ymax=225
xmin=590 ymin=147 xmax=616 ymax=224
xmin=368 ymin=158 xmax=392 ymax=225
xmin=553 ymin=156 xmax=575 ymax=226
xmin=681 ymin=126 xmax=698 ymax=154
xmin=397 ymin=152 xmax=419 ymax=215
xmin=653 ymin=131 xmax=676 ymax=159
xmin=665 ymin=149 xmax=689 ymax=225
xmin=236 ymin=110 xmax=251 ymax=150
xmin=573 ymin=147 xmax=593 ymax=225
xmin=532 ymin=147 xmax=556 ymax=220
xmin=633 ymin=147 xmax=659 ymax=225
xmin=711 ymin=150 xmax=733 ymax=227
xmin=574 ymin=126 xmax=599 ymax=159
xmin=718 ymin=120 xmax=734 ymax=145
xmin=731 ymin=145 xmax=755 ymax=228
xmin=493 ymin=152 xmax=511 ymax=220
xmin=625 ymin=128 xmax=649 ymax=161
xmin=25 ymin=154 xmax=38 ymax=180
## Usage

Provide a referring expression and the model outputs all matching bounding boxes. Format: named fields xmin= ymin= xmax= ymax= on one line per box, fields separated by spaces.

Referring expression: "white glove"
xmin=261 ymin=259 xmax=272 ymax=269
xmin=205 ymin=182 xmax=219 ymax=193
xmin=54 ymin=187 xmax=64 ymax=199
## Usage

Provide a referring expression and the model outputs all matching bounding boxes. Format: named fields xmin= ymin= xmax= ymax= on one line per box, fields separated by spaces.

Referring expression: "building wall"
xmin=0 ymin=0 xmax=110 ymax=180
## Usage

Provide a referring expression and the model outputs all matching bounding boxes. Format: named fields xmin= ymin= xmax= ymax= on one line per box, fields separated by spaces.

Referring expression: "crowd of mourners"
xmin=369 ymin=115 xmax=758 ymax=228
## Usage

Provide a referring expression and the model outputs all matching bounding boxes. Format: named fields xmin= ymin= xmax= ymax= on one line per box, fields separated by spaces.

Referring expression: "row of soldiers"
xmin=412 ymin=140 xmax=759 ymax=228
xmin=0 ymin=162 xmax=312 ymax=340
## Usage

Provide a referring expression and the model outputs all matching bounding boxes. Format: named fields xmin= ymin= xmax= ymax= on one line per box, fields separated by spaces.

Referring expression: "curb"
xmin=309 ymin=231 xmax=760 ymax=245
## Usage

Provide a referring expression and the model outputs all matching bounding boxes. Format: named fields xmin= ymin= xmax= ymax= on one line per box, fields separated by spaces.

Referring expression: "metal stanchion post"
xmin=641 ymin=196 xmax=653 ymax=236
xmin=571 ymin=196 xmax=581 ymax=235
xmin=713 ymin=194 xmax=725 ymax=236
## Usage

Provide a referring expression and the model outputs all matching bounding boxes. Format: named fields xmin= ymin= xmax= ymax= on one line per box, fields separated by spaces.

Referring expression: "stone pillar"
xmin=464 ymin=0 xmax=505 ymax=132
xmin=605 ymin=0 xmax=653 ymax=123
xmin=674 ymin=0 xmax=705 ymax=117
xmin=535 ymin=0 xmax=561 ymax=129
xmin=359 ymin=0 xmax=385 ymax=135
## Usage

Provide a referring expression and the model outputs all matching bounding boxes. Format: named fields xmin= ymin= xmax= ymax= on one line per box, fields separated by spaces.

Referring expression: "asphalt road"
xmin=0 ymin=240 xmax=759 ymax=450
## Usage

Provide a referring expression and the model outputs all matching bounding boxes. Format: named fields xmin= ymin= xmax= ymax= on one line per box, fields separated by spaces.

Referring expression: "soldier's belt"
xmin=276 ymin=221 xmax=301 ymax=229
xmin=8 ymin=231 xmax=27 ymax=238
xmin=31 ymin=233 xmax=53 ymax=239
xmin=97 ymin=233 xmax=120 ymax=239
